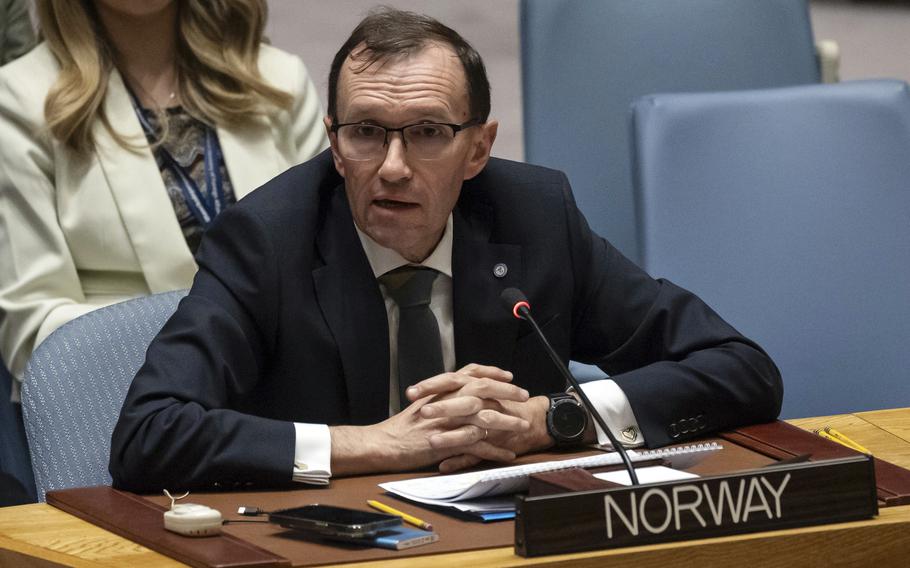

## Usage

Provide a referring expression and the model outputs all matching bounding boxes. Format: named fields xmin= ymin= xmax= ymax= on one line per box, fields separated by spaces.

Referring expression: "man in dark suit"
xmin=110 ymin=9 xmax=781 ymax=491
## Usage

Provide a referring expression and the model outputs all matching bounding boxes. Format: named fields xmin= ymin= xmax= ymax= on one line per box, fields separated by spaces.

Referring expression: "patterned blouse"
xmin=139 ymin=107 xmax=236 ymax=254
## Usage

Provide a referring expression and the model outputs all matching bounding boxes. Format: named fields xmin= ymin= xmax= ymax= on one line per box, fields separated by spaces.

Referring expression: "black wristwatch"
xmin=546 ymin=393 xmax=588 ymax=446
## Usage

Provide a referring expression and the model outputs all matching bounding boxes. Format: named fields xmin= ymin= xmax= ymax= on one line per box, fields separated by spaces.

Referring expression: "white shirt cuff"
xmin=577 ymin=379 xmax=646 ymax=448
xmin=292 ymin=423 xmax=332 ymax=485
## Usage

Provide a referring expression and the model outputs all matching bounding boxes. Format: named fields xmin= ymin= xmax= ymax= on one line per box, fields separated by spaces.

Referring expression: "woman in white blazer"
xmin=0 ymin=0 xmax=328 ymax=384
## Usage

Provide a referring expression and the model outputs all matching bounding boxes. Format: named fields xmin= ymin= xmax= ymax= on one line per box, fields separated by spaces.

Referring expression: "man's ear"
xmin=324 ymin=116 xmax=346 ymax=178
xmin=463 ymin=119 xmax=498 ymax=180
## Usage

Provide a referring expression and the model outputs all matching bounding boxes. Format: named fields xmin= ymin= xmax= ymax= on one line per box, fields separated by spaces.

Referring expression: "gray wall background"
xmin=266 ymin=0 xmax=910 ymax=164
xmin=810 ymin=0 xmax=910 ymax=84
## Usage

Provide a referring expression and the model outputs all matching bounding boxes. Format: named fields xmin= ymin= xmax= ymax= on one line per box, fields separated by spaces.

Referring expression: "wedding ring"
xmin=483 ymin=428 xmax=489 ymax=440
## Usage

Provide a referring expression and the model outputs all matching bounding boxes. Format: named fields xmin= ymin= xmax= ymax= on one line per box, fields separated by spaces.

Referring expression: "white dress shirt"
xmin=292 ymin=215 xmax=644 ymax=483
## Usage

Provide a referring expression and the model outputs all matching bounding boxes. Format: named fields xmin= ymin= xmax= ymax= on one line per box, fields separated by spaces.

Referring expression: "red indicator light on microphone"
xmin=512 ymin=301 xmax=530 ymax=319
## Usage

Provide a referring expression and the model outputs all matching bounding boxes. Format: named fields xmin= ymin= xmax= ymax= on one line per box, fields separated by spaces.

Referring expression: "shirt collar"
xmin=355 ymin=215 xmax=453 ymax=278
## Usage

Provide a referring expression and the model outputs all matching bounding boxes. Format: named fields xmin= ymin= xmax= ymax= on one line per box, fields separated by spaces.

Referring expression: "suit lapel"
xmin=312 ymin=186 xmax=390 ymax=425
xmin=217 ymin=120 xmax=283 ymax=200
xmin=93 ymin=69 xmax=195 ymax=293
xmin=452 ymin=199 xmax=523 ymax=372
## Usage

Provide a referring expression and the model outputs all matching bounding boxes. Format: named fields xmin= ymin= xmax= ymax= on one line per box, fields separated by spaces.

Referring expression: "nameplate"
xmin=514 ymin=455 xmax=877 ymax=557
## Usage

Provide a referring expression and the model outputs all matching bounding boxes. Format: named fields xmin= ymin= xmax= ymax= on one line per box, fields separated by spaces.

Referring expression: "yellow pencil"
xmin=367 ymin=500 xmax=433 ymax=531
xmin=825 ymin=427 xmax=872 ymax=454
xmin=816 ymin=429 xmax=849 ymax=448
xmin=816 ymin=429 xmax=868 ymax=454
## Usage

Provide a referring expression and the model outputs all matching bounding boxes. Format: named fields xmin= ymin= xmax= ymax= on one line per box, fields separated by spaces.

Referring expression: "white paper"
xmin=594 ymin=465 xmax=699 ymax=486
xmin=379 ymin=442 xmax=721 ymax=504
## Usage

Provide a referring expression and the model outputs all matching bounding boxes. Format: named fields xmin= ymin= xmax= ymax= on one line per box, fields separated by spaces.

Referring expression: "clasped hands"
xmin=330 ymin=364 xmax=553 ymax=476
xmin=404 ymin=363 xmax=553 ymax=473
xmin=331 ymin=364 xmax=554 ymax=477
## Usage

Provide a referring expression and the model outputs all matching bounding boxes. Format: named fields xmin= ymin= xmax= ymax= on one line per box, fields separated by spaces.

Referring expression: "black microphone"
xmin=500 ymin=287 xmax=640 ymax=485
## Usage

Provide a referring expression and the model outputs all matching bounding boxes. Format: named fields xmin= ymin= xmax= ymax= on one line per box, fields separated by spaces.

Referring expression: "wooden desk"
xmin=3 ymin=408 xmax=909 ymax=567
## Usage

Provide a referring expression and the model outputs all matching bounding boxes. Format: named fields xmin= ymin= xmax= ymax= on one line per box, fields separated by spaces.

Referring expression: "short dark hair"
xmin=327 ymin=7 xmax=491 ymax=123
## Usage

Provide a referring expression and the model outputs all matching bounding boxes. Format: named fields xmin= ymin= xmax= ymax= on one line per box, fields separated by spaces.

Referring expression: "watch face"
xmin=552 ymin=402 xmax=586 ymax=438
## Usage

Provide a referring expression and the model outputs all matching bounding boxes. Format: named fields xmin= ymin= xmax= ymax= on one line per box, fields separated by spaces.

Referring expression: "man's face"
xmin=326 ymin=43 xmax=498 ymax=262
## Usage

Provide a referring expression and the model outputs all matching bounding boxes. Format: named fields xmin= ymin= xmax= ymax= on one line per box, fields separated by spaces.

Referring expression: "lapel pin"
xmin=492 ymin=263 xmax=508 ymax=278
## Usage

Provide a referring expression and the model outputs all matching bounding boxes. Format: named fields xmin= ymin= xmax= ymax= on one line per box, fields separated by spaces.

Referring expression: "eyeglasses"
xmin=330 ymin=119 xmax=481 ymax=161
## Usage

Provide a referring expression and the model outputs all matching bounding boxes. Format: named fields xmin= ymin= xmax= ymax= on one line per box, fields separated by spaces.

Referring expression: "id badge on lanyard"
xmin=130 ymin=95 xmax=226 ymax=228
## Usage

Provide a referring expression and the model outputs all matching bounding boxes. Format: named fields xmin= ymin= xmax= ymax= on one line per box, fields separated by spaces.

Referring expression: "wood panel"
xmin=0 ymin=504 xmax=179 ymax=567
xmin=790 ymin=408 xmax=910 ymax=470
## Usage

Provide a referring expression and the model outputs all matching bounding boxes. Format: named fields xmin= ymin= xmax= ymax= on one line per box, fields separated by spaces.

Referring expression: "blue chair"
xmin=20 ymin=290 xmax=187 ymax=501
xmin=521 ymin=0 xmax=820 ymax=263
xmin=631 ymin=80 xmax=910 ymax=418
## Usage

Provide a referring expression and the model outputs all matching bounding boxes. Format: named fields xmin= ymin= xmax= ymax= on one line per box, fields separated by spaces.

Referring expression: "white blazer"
xmin=0 ymin=43 xmax=328 ymax=379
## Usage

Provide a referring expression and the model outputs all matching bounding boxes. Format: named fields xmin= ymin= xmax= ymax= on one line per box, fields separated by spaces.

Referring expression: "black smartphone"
xmin=269 ymin=505 xmax=402 ymax=539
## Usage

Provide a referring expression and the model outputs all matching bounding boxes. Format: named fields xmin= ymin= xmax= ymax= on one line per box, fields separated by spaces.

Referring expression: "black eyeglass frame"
xmin=329 ymin=118 xmax=483 ymax=150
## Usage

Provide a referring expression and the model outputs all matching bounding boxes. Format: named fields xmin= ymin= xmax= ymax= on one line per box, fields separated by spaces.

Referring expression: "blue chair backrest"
xmin=631 ymin=80 xmax=910 ymax=418
xmin=521 ymin=0 xmax=819 ymax=263
xmin=20 ymin=290 xmax=187 ymax=501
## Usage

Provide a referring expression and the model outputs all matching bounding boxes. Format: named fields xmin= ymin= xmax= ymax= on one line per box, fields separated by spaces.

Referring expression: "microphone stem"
xmin=520 ymin=307 xmax=640 ymax=485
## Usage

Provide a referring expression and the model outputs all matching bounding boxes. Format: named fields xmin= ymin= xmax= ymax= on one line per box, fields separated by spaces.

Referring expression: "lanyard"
xmin=129 ymin=95 xmax=227 ymax=228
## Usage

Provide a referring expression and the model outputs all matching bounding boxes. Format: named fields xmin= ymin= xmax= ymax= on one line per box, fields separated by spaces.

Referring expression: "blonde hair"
xmin=37 ymin=0 xmax=294 ymax=154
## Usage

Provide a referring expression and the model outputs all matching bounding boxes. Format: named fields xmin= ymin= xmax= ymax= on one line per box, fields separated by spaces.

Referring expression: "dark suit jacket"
xmin=110 ymin=150 xmax=782 ymax=491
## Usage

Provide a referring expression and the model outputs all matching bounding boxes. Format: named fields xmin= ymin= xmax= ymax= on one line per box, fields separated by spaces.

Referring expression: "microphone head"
xmin=500 ymin=288 xmax=530 ymax=319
